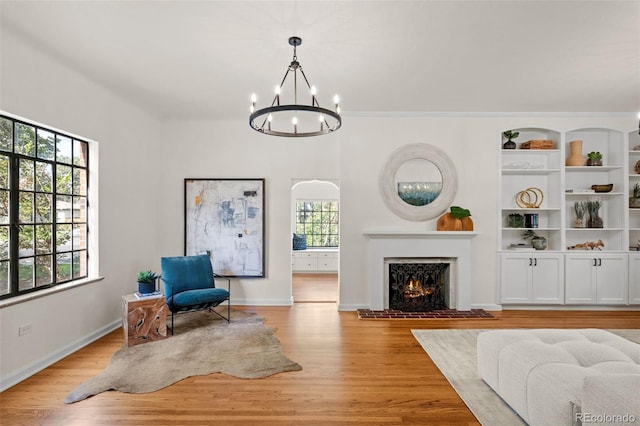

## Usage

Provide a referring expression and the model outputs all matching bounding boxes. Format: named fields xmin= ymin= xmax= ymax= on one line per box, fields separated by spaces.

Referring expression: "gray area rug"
xmin=65 ymin=309 xmax=302 ymax=403
xmin=411 ymin=328 xmax=640 ymax=426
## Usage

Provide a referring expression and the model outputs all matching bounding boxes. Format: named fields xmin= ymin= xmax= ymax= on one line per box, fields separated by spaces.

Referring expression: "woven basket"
xmin=521 ymin=139 xmax=554 ymax=149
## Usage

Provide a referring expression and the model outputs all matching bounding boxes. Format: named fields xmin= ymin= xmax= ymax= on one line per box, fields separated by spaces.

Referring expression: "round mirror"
xmin=395 ymin=159 xmax=443 ymax=206
xmin=380 ymin=143 xmax=457 ymax=221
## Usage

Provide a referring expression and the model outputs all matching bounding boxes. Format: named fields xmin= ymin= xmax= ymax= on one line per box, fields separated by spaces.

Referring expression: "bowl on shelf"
xmin=591 ymin=184 xmax=613 ymax=193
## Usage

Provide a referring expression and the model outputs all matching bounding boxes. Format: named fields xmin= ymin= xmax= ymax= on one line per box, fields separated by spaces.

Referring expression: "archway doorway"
xmin=291 ymin=179 xmax=339 ymax=303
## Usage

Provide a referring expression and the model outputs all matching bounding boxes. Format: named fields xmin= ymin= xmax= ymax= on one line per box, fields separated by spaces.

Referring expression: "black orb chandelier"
xmin=249 ymin=36 xmax=341 ymax=137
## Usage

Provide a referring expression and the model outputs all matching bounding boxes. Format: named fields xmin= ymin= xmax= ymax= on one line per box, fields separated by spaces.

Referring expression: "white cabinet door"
xmin=292 ymin=257 xmax=317 ymax=271
xmin=317 ymin=258 xmax=339 ymax=271
xmin=595 ymin=255 xmax=627 ymax=305
xmin=530 ymin=255 xmax=564 ymax=304
xmin=316 ymin=252 xmax=339 ymax=271
xmin=292 ymin=252 xmax=317 ymax=271
xmin=500 ymin=253 xmax=562 ymax=304
xmin=630 ymin=254 xmax=640 ymax=305
xmin=565 ymin=254 xmax=627 ymax=305
xmin=500 ymin=254 xmax=532 ymax=303
xmin=292 ymin=250 xmax=338 ymax=272
xmin=565 ymin=255 xmax=597 ymax=304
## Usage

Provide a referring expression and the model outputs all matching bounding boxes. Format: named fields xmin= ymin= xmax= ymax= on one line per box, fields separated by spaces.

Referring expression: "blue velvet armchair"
xmin=160 ymin=254 xmax=230 ymax=334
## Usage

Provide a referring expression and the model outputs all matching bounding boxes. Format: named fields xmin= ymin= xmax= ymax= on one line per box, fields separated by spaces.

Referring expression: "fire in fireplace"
xmin=388 ymin=262 xmax=449 ymax=312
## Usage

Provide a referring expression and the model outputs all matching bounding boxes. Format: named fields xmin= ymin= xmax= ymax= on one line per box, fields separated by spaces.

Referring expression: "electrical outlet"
xmin=18 ymin=323 xmax=32 ymax=336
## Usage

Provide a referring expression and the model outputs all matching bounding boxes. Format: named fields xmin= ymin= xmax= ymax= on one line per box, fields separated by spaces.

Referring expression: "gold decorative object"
xmin=515 ymin=187 xmax=544 ymax=208
xmin=635 ymin=160 xmax=640 ymax=174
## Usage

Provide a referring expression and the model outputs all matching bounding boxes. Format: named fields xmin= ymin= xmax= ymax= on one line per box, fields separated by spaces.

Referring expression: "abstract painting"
xmin=185 ymin=179 xmax=265 ymax=277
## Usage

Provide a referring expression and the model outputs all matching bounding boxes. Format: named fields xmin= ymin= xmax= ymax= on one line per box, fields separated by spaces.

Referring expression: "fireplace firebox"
xmin=387 ymin=260 xmax=450 ymax=312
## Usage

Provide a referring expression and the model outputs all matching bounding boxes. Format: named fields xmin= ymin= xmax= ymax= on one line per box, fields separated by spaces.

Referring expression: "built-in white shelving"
xmin=498 ymin=126 xmax=637 ymax=307
xmin=628 ymin=132 xmax=640 ymax=252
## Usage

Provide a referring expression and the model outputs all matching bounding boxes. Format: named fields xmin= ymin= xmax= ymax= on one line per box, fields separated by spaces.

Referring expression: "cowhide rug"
xmin=65 ymin=309 xmax=301 ymax=403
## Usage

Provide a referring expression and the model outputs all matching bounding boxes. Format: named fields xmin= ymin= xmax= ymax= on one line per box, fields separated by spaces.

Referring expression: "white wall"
xmin=157 ymin=119 xmax=340 ymax=306
xmin=337 ymin=115 xmax=634 ymax=310
xmin=0 ymin=26 xmax=164 ymax=389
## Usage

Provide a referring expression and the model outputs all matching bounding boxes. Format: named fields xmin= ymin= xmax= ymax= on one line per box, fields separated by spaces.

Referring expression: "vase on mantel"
xmin=566 ymin=140 xmax=585 ymax=166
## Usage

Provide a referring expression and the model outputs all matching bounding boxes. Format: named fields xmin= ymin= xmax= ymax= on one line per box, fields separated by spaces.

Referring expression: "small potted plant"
xmin=586 ymin=151 xmax=602 ymax=166
xmin=508 ymin=213 xmax=525 ymax=228
xmin=522 ymin=229 xmax=547 ymax=250
xmin=630 ymin=183 xmax=640 ymax=208
xmin=502 ymin=130 xmax=519 ymax=150
xmin=137 ymin=270 xmax=158 ymax=294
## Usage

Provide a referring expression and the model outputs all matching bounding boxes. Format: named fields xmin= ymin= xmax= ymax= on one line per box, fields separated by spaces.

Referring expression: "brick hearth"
xmin=357 ymin=308 xmax=494 ymax=319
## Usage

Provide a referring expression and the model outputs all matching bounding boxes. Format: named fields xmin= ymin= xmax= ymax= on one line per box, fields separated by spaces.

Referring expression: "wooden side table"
xmin=122 ymin=293 xmax=168 ymax=346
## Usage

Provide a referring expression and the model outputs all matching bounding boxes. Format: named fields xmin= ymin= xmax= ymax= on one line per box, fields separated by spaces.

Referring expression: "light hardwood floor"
xmin=1 ymin=275 xmax=639 ymax=425
xmin=292 ymin=273 xmax=338 ymax=302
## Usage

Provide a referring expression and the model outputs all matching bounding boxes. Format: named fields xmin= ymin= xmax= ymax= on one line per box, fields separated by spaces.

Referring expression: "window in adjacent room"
xmin=0 ymin=114 xmax=91 ymax=300
xmin=295 ymin=200 xmax=339 ymax=248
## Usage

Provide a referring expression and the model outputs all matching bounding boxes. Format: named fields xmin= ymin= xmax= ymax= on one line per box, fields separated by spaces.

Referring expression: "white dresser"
xmin=292 ymin=249 xmax=339 ymax=272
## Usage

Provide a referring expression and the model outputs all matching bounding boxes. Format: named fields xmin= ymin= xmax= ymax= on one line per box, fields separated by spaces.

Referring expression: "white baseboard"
xmin=500 ymin=305 xmax=640 ymax=311
xmin=472 ymin=304 xmax=503 ymax=311
xmin=232 ymin=298 xmax=293 ymax=307
xmin=338 ymin=304 xmax=369 ymax=311
xmin=0 ymin=319 xmax=121 ymax=392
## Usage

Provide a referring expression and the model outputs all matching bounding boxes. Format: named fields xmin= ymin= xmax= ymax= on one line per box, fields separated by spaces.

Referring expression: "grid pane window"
xmin=36 ymin=129 xmax=55 ymax=160
xmin=0 ymin=117 xmax=12 ymax=152
xmin=295 ymin=200 xmax=339 ymax=248
xmin=0 ymin=261 xmax=9 ymax=296
xmin=15 ymin=123 xmax=35 ymax=156
xmin=0 ymin=114 xmax=90 ymax=300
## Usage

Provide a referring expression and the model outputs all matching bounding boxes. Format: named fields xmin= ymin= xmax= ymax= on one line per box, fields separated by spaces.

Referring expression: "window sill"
xmin=0 ymin=276 xmax=105 ymax=309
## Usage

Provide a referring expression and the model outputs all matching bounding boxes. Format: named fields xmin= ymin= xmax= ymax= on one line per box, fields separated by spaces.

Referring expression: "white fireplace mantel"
xmin=363 ymin=231 xmax=478 ymax=311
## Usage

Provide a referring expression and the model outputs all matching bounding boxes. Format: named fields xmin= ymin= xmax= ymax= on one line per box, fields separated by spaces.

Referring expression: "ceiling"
xmin=2 ymin=1 xmax=639 ymax=120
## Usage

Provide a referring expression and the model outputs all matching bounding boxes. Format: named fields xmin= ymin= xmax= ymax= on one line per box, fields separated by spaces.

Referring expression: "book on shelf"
xmin=134 ymin=291 xmax=163 ymax=299
xmin=565 ymin=189 xmax=595 ymax=193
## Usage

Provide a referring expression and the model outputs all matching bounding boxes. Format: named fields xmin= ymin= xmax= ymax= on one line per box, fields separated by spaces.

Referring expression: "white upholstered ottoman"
xmin=477 ymin=329 xmax=640 ymax=426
